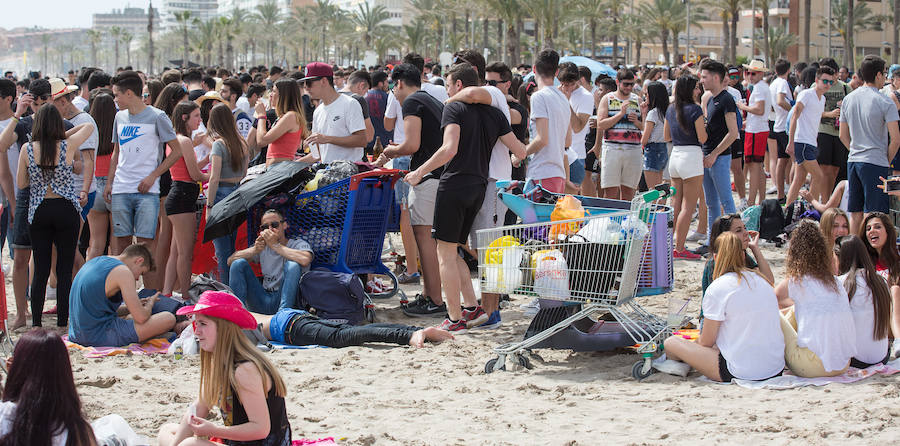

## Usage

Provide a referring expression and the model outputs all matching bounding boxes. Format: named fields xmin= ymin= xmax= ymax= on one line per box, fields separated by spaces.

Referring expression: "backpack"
xmin=186 ymin=275 xmax=234 ymax=305
xmin=783 ymin=199 xmax=820 ymax=235
xmin=758 ymin=198 xmax=785 ymax=240
xmin=298 ymin=269 xmax=368 ymax=325
xmin=741 ymin=205 xmax=761 ymax=232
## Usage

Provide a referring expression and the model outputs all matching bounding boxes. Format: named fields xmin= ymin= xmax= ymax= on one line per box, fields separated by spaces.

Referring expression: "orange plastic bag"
xmin=549 ymin=195 xmax=585 ymax=240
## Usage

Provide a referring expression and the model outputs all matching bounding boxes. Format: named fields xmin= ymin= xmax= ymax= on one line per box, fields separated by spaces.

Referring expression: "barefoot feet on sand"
xmin=408 ymin=327 xmax=455 ymax=348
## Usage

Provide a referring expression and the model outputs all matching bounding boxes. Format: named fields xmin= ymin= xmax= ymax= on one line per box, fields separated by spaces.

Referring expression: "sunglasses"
xmin=822 ymin=79 xmax=835 ymax=85
xmin=303 ymin=78 xmax=321 ymax=87
xmin=259 ymin=221 xmax=283 ymax=230
xmin=30 ymin=93 xmax=49 ymax=101
xmin=142 ymin=93 xmax=150 ymax=98
xmin=621 ymin=82 xmax=635 ymax=87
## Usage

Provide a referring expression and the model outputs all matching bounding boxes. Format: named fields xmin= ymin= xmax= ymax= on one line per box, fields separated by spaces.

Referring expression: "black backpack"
xmin=298 ymin=269 xmax=368 ymax=325
xmin=758 ymin=198 xmax=785 ymax=241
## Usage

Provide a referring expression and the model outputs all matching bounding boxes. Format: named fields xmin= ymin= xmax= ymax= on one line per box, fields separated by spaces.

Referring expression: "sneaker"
xmin=402 ymin=296 xmax=447 ymax=317
xmin=652 ymin=356 xmax=691 ymax=377
xmin=691 ymin=245 xmax=710 ymax=256
xmin=766 ymin=186 xmax=777 ymax=195
xmin=698 ymin=237 xmax=709 ymax=246
xmin=520 ymin=297 xmax=541 ymax=317
xmin=462 ymin=306 xmax=489 ymax=328
xmin=673 ymin=249 xmax=702 ymax=260
xmin=685 ymin=231 xmax=704 ymax=242
xmin=437 ymin=318 xmax=468 ymax=334
xmin=475 ymin=310 xmax=502 ymax=329
xmin=739 ymin=198 xmax=748 ymax=211
xmin=397 ymin=271 xmax=421 ymax=284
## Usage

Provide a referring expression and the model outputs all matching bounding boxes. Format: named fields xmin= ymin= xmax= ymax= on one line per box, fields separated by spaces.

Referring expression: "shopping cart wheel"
xmin=513 ymin=353 xmax=533 ymax=370
xmin=484 ymin=357 xmax=506 ymax=374
xmin=632 ymin=359 xmax=654 ymax=380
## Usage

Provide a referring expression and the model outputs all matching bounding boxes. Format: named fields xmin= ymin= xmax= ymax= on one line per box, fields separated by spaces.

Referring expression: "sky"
xmin=0 ymin=0 xmax=149 ymax=30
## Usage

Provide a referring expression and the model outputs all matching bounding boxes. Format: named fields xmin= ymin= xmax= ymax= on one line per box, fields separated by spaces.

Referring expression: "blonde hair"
xmin=712 ymin=231 xmax=749 ymax=282
xmin=199 ymin=316 xmax=286 ymax=410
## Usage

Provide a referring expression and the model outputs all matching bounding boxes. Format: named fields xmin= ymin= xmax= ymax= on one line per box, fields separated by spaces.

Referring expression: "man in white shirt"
xmin=769 ymin=59 xmax=794 ymax=202
xmin=219 ymin=77 xmax=254 ymax=139
xmin=527 ymin=58 xmax=575 ymax=194
xmin=299 ymin=63 xmax=367 ymax=163
xmin=737 ymin=60 xmax=771 ymax=206
xmin=785 ymin=66 xmax=835 ymax=205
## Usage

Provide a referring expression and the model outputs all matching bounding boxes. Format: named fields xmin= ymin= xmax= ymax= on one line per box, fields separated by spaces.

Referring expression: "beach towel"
xmin=705 ymin=358 xmax=900 ymax=389
xmin=293 ymin=439 xmax=338 ymax=445
xmin=64 ymin=336 xmax=171 ymax=358
xmin=270 ymin=341 xmax=327 ymax=350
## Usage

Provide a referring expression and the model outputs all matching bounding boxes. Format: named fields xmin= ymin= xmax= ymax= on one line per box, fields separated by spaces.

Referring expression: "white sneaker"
xmin=520 ymin=298 xmax=541 ymax=317
xmin=698 ymin=237 xmax=709 ymax=246
xmin=652 ymin=358 xmax=691 ymax=377
xmin=893 ymin=339 xmax=900 ymax=359
xmin=766 ymin=186 xmax=777 ymax=195
xmin=739 ymin=198 xmax=748 ymax=211
xmin=685 ymin=231 xmax=705 ymax=242
xmin=46 ymin=286 xmax=57 ymax=299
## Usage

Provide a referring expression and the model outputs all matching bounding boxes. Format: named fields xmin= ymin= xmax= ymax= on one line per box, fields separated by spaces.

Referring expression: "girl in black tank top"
xmin=158 ymin=292 xmax=291 ymax=446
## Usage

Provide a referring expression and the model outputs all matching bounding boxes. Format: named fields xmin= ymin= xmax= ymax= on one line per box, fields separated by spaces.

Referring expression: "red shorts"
xmin=535 ymin=177 xmax=565 ymax=193
xmin=744 ymin=131 xmax=769 ymax=163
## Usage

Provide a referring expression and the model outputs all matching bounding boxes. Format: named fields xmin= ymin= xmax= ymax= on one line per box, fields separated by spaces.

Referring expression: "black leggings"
xmin=285 ymin=315 xmax=417 ymax=348
xmin=30 ymin=198 xmax=80 ymax=327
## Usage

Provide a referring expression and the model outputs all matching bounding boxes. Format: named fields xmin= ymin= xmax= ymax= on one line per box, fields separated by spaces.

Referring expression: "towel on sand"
xmin=64 ymin=336 xmax=170 ymax=358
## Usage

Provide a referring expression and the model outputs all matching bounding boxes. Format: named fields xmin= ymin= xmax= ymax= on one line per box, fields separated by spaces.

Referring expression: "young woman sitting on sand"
xmin=656 ymin=232 xmax=785 ymax=381
xmin=775 ymin=220 xmax=857 ymax=378
xmin=859 ymin=212 xmax=900 ymax=341
xmin=0 ymin=328 xmax=97 ymax=445
xmin=700 ymin=213 xmax=774 ymax=297
xmin=834 ymin=235 xmax=893 ymax=368
xmin=159 ymin=291 xmax=291 ymax=446
xmin=819 ymin=208 xmax=851 ymax=272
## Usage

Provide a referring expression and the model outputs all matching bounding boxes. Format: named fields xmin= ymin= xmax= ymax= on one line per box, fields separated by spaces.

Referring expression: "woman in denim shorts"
xmin=640 ymin=82 xmax=670 ymax=189
xmin=86 ymin=93 xmax=116 ymax=260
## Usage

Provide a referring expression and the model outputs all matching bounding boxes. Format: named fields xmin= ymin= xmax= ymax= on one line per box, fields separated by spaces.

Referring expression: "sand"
xmin=9 ymin=236 xmax=900 ymax=445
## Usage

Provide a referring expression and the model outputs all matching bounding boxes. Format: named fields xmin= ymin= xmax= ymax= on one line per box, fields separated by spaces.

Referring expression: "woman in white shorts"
xmin=664 ymin=75 xmax=707 ymax=260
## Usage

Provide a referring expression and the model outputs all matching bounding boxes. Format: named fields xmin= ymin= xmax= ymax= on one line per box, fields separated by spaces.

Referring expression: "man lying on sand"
xmin=68 ymin=244 xmax=189 ymax=346
xmin=254 ymin=309 xmax=455 ymax=348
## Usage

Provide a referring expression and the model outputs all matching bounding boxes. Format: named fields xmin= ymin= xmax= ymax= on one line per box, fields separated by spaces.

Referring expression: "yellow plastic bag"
xmin=483 ymin=236 xmax=524 ymax=293
xmin=549 ymin=195 xmax=585 ymax=240
xmin=484 ymin=235 xmax=520 ymax=265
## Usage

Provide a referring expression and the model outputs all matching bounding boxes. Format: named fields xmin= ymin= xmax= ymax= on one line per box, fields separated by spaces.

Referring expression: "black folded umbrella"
xmin=203 ymin=161 xmax=313 ymax=242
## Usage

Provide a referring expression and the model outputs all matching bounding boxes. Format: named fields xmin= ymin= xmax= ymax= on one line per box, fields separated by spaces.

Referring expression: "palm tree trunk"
xmin=516 ymin=17 xmax=523 ymax=65
xmin=893 ymin=0 xmax=899 ymax=64
xmin=91 ymin=42 xmax=97 ymax=67
xmin=803 ymin=0 xmax=811 ymax=62
xmin=464 ymin=10 xmax=471 ymax=48
xmin=226 ymin=37 xmax=234 ymax=69
xmin=662 ymin=31 xmax=670 ymax=65
xmin=845 ymin=0 xmax=855 ymax=68
xmin=218 ymin=38 xmax=224 ymax=66
xmin=534 ymin=19 xmax=541 ymax=55
xmin=730 ymin=10 xmax=739 ymax=64
xmin=673 ymin=29 xmax=680 ymax=64
xmin=590 ymin=18 xmax=597 ymax=59
xmin=635 ymin=36 xmax=643 ymax=64
xmin=483 ymin=17 xmax=489 ymax=53
xmin=762 ymin=3 xmax=770 ymax=65
xmin=722 ymin=13 xmax=730 ymax=63
xmin=497 ymin=18 xmax=503 ymax=61
xmin=612 ymin=13 xmax=619 ymax=66
xmin=183 ymin=28 xmax=189 ymax=68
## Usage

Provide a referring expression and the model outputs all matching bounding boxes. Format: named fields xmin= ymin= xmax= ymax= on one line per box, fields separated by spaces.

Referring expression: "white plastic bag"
xmin=483 ymin=246 xmax=525 ymax=293
xmin=93 ymin=414 xmax=149 ymax=446
xmin=168 ymin=322 xmax=199 ymax=357
xmin=533 ymin=249 xmax=570 ymax=300
xmin=577 ymin=217 xmax=624 ymax=244
xmin=622 ymin=215 xmax=650 ymax=240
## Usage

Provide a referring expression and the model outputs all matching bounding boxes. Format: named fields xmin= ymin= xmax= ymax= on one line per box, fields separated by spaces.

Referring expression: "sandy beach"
xmin=9 ymin=236 xmax=900 ymax=445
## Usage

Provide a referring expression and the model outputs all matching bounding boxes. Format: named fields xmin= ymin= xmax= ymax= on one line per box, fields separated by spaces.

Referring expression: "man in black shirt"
xmin=405 ymin=63 xmax=525 ymax=333
xmin=378 ymin=63 xmax=447 ymax=317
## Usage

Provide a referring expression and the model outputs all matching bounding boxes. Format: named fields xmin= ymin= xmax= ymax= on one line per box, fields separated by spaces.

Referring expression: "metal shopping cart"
xmin=247 ymin=169 xmax=405 ymax=321
xmin=478 ymin=186 xmax=683 ymax=379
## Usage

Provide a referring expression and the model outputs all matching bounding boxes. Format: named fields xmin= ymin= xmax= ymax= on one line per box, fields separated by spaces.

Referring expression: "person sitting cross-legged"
xmin=228 ymin=209 xmax=313 ymax=315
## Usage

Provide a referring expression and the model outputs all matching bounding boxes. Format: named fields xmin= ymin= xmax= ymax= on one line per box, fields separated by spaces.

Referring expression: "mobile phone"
xmin=884 ymin=176 xmax=900 ymax=192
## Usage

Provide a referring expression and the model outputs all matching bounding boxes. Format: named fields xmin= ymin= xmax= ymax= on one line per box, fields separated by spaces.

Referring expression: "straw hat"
xmin=742 ymin=60 xmax=768 ymax=72
xmin=48 ymin=78 xmax=78 ymax=100
xmin=195 ymin=91 xmax=225 ymax=105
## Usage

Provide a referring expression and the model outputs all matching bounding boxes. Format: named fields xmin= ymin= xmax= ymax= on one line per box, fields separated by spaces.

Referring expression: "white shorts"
xmin=667 ymin=145 xmax=704 ymax=180
xmin=408 ymin=178 xmax=438 ymax=226
xmin=468 ymin=179 xmax=507 ymax=244
xmin=599 ymin=146 xmax=642 ymax=189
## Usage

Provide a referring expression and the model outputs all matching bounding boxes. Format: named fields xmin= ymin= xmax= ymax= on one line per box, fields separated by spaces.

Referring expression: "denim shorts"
xmin=269 ymin=308 xmax=312 ymax=343
xmin=111 ymin=193 xmax=160 ymax=239
xmin=91 ymin=176 xmax=110 ymax=213
xmin=393 ymin=156 xmax=411 ymax=206
xmin=568 ymin=158 xmax=586 ymax=184
xmin=72 ymin=318 xmax=139 ymax=347
xmin=643 ymin=142 xmax=669 ymax=172
xmin=794 ymin=143 xmax=819 ymax=164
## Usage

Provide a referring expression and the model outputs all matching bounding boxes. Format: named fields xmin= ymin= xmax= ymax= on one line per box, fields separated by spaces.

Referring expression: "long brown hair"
xmin=786 ymin=220 xmax=839 ymax=290
xmin=820 ymin=207 xmax=849 ymax=253
xmin=207 ymin=103 xmax=247 ymax=172
xmin=274 ymin=78 xmax=306 ymax=132
xmin=835 ymin=235 xmax=892 ymax=340
xmin=31 ymin=104 xmax=66 ymax=171
xmin=154 ymin=83 xmax=187 ymax=116
xmin=860 ymin=212 xmax=900 ymax=286
xmin=712 ymin=231 xmax=749 ymax=282
xmin=146 ymin=79 xmax=164 ymax=106
xmin=199 ymin=316 xmax=286 ymax=411
xmin=171 ymin=101 xmax=199 ymax=137
xmin=0 ymin=329 xmax=96 ymax=446
xmin=89 ymin=93 xmax=116 ymax=157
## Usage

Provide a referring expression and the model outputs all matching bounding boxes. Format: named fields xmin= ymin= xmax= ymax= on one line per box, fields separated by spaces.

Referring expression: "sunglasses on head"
xmin=259 ymin=221 xmax=283 ymax=230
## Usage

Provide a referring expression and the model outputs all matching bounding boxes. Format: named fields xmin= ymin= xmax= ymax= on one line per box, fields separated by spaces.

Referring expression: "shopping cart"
xmin=247 ymin=169 xmax=405 ymax=320
xmin=478 ymin=186 xmax=680 ymax=379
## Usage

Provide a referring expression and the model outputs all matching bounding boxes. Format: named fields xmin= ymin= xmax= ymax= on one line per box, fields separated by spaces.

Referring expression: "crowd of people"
xmin=1 ymin=47 xmax=900 ymax=444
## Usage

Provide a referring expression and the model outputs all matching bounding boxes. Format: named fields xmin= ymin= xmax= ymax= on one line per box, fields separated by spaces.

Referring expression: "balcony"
xmin=740 ymin=0 xmax=791 ymax=18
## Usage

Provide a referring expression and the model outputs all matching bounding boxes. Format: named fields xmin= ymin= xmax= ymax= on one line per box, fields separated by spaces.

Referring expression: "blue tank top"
xmin=68 ymin=257 xmax=125 ymax=345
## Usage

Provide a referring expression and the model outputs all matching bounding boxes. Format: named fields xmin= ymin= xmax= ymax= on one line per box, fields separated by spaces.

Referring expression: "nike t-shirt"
xmin=112 ymin=106 xmax=177 ymax=195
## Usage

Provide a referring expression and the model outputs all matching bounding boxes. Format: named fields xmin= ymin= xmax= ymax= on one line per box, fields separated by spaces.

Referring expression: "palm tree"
xmin=709 ymin=0 xmax=744 ymax=64
xmin=122 ymin=30 xmax=133 ymax=67
xmin=218 ymin=17 xmax=235 ymax=68
xmin=894 ymin=0 xmax=899 ymax=64
xmin=411 ymin=0 xmax=444 ymax=59
xmin=825 ymin=0 xmax=883 ymax=67
xmin=404 ymin=19 xmax=427 ymax=54
xmin=148 ymin=1 xmax=156 ymax=73
xmin=374 ymin=26 xmax=402 ymax=63
xmin=607 ymin=0 xmax=628 ymax=66
xmin=110 ymin=26 xmax=123 ymax=68
xmin=39 ymin=34 xmax=52 ymax=74
xmin=640 ymin=0 xmax=681 ymax=64
xmin=196 ymin=19 xmax=217 ymax=66
xmin=227 ymin=7 xmax=250 ymax=67
xmin=352 ymin=3 xmax=390 ymax=49
xmin=621 ymin=13 xmax=651 ymax=65
xmin=305 ymin=0 xmax=341 ymax=62
xmin=758 ymin=25 xmax=797 ymax=59
xmin=174 ymin=11 xmax=193 ymax=68
xmin=483 ymin=0 xmax=520 ymax=63
xmin=254 ymin=0 xmax=283 ymax=66
xmin=86 ymin=29 xmax=101 ymax=67
xmin=803 ymin=0 xmax=812 ymax=61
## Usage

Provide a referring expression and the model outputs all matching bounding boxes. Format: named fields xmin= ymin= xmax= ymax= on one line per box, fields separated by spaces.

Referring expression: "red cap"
xmin=176 ymin=291 xmax=257 ymax=330
xmin=300 ymin=62 xmax=334 ymax=81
